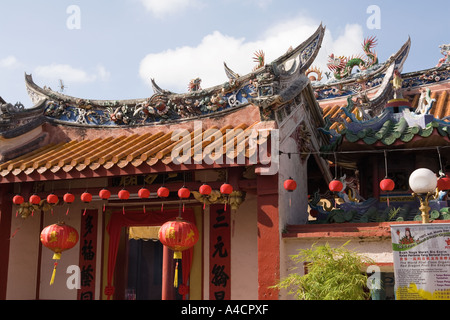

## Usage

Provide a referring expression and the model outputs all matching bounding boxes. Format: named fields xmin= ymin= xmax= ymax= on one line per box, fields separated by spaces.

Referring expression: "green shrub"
xmin=274 ymin=242 xmax=373 ymax=300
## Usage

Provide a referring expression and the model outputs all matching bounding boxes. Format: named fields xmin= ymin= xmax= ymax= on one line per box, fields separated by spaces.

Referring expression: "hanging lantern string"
xmin=383 ymin=150 xmax=391 ymax=207
xmin=384 ymin=150 xmax=389 ymax=179
xmin=333 ymin=152 xmax=338 ymax=179
xmin=437 ymin=147 xmax=445 ymax=177
xmin=280 ymin=145 xmax=450 ymax=157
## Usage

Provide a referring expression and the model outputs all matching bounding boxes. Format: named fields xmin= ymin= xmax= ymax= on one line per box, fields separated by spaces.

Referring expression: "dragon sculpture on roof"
xmin=327 ymin=36 xmax=379 ymax=80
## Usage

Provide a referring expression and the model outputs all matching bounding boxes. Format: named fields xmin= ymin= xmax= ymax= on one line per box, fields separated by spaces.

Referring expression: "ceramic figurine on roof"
xmin=437 ymin=44 xmax=450 ymax=67
xmin=327 ymin=36 xmax=379 ymax=81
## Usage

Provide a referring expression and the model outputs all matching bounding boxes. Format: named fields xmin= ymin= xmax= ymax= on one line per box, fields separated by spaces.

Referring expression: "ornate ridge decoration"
xmin=312 ymin=37 xmax=411 ymax=101
xmin=19 ymin=24 xmax=326 ymax=128
xmin=327 ymin=36 xmax=379 ymax=81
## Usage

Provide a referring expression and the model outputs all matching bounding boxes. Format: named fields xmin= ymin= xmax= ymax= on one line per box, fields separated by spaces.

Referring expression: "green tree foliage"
xmin=274 ymin=242 xmax=373 ymax=300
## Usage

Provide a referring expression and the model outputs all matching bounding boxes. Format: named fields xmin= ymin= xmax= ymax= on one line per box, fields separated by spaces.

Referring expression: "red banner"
xmin=209 ymin=204 xmax=231 ymax=300
xmin=77 ymin=209 xmax=98 ymax=300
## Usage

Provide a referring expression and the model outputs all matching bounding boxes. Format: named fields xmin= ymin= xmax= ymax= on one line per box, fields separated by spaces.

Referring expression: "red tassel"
xmin=161 ymin=203 xmax=164 ymax=212
xmin=66 ymin=207 xmax=70 ymax=216
xmin=83 ymin=208 xmax=87 ymax=216
xmin=103 ymin=203 xmax=106 ymax=213
xmin=143 ymin=205 xmax=146 ymax=214
xmin=122 ymin=206 xmax=125 ymax=215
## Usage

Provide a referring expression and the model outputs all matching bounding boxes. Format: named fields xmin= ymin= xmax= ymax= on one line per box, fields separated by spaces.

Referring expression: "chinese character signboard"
xmin=391 ymin=223 xmax=450 ymax=300
xmin=77 ymin=209 xmax=98 ymax=300
xmin=210 ymin=205 xmax=231 ymax=300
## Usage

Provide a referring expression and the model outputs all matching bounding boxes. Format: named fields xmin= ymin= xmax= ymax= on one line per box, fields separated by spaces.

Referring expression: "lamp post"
xmin=409 ymin=168 xmax=437 ymax=224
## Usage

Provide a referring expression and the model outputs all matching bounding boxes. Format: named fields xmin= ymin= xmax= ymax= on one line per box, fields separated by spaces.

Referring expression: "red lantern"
xmin=13 ymin=195 xmax=24 ymax=205
xmin=99 ymin=189 xmax=111 ymax=200
xmin=46 ymin=194 xmax=59 ymax=215
xmin=437 ymin=175 xmax=450 ymax=191
xmin=81 ymin=192 xmax=92 ymax=203
xmin=380 ymin=178 xmax=395 ymax=192
xmin=138 ymin=188 xmax=150 ymax=199
xmin=118 ymin=189 xmax=130 ymax=200
xmin=118 ymin=190 xmax=130 ymax=214
xmin=63 ymin=193 xmax=75 ymax=215
xmin=284 ymin=178 xmax=297 ymax=192
xmin=178 ymin=187 xmax=190 ymax=199
xmin=220 ymin=183 xmax=233 ymax=210
xmin=220 ymin=183 xmax=233 ymax=195
xmin=329 ymin=180 xmax=344 ymax=193
xmin=29 ymin=194 xmax=41 ymax=205
xmin=157 ymin=186 xmax=170 ymax=198
xmin=47 ymin=194 xmax=59 ymax=204
xmin=29 ymin=195 xmax=41 ymax=216
xmin=99 ymin=189 xmax=111 ymax=212
xmin=63 ymin=193 xmax=75 ymax=204
xmin=157 ymin=186 xmax=170 ymax=212
xmin=158 ymin=218 xmax=199 ymax=287
xmin=13 ymin=195 xmax=24 ymax=217
xmin=178 ymin=187 xmax=190 ymax=212
xmin=81 ymin=192 xmax=92 ymax=216
xmin=284 ymin=178 xmax=297 ymax=207
xmin=40 ymin=222 xmax=79 ymax=285
xmin=199 ymin=184 xmax=212 ymax=209
xmin=138 ymin=188 xmax=151 ymax=213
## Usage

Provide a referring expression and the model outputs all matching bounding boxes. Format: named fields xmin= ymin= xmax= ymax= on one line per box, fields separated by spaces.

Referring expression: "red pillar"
xmin=256 ymin=174 xmax=279 ymax=300
xmin=0 ymin=184 xmax=12 ymax=300
xmin=162 ymin=246 xmax=175 ymax=300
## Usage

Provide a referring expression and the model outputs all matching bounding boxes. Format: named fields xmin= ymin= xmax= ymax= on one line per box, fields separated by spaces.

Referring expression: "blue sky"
xmin=0 ymin=0 xmax=449 ymax=107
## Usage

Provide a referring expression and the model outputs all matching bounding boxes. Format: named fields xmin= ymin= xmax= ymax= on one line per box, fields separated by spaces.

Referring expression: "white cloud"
xmin=140 ymin=0 xmax=202 ymax=18
xmin=0 ymin=55 xmax=23 ymax=69
xmin=34 ymin=64 xmax=110 ymax=84
xmin=139 ymin=16 xmax=365 ymax=93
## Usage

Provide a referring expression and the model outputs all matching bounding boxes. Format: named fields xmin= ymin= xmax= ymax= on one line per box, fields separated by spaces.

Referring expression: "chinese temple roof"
xmin=0 ymin=121 xmax=271 ymax=182
xmin=0 ymin=24 xmax=327 ymax=181
xmin=319 ymin=61 xmax=450 ymax=153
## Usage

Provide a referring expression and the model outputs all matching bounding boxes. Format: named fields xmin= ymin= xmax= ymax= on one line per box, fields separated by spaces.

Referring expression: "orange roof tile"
xmin=0 ymin=122 xmax=266 ymax=179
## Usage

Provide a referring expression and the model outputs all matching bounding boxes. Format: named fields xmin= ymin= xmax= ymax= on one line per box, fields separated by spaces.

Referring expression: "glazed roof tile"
xmin=0 ymin=122 xmax=265 ymax=179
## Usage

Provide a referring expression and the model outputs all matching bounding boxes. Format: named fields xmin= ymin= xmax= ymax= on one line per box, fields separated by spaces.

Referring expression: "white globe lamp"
xmin=409 ymin=168 xmax=437 ymax=224
xmin=409 ymin=168 xmax=437 ymax=194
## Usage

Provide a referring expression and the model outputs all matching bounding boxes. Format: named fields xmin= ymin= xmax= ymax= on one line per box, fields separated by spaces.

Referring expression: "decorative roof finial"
xmin=391 ymin=69 xmax=403 ymax=99
xmin=437 ymin=44 xmax=450 ymax=68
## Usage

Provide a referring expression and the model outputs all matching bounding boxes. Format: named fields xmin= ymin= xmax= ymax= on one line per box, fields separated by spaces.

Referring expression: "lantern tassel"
xmin=161 ymin=203 xmax=164 ymax=212
xmin=103 ymin=203 xmax=106 ymax=213
xmin=83 ymin=208 xmax=87 ymax=216
xmin=174 ymin=261 xmax=179 ymax=288
xmin=123 ymin=205 xmax=125 ymax=215
xmin=50 ymin=253 xmax=61 ymax=285
xmin=66 ymin=207 xmax=70 ymax=216
xmin=143 ymin=204 xmax=146 ymax=214
xmin=173 ymin=251 xmax=182 ymax=288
